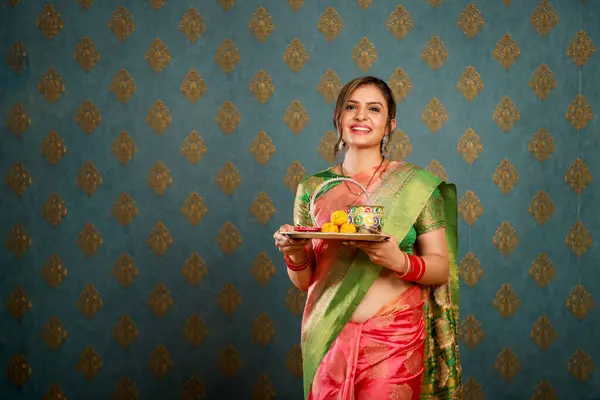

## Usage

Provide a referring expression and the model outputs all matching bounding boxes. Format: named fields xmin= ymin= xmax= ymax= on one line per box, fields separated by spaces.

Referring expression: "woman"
xmin=273 ymin=76 xmax=461 ymax=400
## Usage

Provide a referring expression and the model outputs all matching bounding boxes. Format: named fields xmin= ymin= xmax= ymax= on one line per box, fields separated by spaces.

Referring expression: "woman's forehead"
xmin=348 ymin=85 xmax=386 ymax=104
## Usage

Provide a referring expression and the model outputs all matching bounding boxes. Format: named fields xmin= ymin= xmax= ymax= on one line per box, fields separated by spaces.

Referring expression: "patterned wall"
xmin=1 ymin=0 xmax=598 ymax=398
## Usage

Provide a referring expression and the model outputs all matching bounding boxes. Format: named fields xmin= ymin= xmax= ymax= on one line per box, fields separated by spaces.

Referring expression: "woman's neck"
xmin=341 ymin=148 xmax=384 ymax=176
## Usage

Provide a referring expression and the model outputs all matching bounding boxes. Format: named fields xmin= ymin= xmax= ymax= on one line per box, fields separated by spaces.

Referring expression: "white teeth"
xmin=352 ymin=127 xmax=370 ymax=131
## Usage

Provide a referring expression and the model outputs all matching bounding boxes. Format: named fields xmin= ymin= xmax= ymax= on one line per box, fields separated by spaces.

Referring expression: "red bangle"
xmin=396 ymin=253 xmax=426 ymax=282
xmin=284 ymin=247 xmax=313 ymax=271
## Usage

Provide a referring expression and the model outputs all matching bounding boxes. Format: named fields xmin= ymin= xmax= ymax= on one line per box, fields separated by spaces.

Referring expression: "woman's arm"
xmin=412 ymin=227 xmax=449 ymax=284
xmin=273 ymin=182 xmax=316 ymax=292
xmin=285 ymin=241 xmax=315 ymax=292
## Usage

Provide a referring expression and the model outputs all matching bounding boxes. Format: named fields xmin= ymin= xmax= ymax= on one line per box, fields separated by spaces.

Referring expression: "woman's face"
xmin=339 ymin=84 xmax=395 ymax=152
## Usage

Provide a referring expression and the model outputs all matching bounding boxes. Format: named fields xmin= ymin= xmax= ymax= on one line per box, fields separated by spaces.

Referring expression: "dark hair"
xmin=332 ymin=76 xmax=396 ymax=158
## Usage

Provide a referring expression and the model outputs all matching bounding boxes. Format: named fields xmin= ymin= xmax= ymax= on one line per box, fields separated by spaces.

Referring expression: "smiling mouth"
xmin=350 ymin=126 xmax=371 ymax=134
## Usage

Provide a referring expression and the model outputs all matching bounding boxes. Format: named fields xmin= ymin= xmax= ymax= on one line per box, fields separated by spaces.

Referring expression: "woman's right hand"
xmin=273 ymin=224 xmax=311 ymax=258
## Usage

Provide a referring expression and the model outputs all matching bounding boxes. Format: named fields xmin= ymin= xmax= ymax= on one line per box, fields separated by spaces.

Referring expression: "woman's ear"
xmin=389 ymin=119 xmax=397 ymax=133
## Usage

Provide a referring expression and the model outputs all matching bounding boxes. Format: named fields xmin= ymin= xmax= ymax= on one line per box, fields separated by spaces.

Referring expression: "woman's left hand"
xmin=344 ymin=235 xmax=405 ymax=272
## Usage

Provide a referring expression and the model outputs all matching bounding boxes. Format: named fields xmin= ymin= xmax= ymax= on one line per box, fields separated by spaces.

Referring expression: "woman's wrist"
xmin=395 ymin=250 xmax=426 ymax=282
xmin=284 ymin=247 xmax=313 ymax=271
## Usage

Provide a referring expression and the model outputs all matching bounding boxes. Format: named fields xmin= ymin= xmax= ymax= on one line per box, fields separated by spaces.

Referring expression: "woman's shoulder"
xmin=300 ymin=166 xmax=340 ymax=185
xmin=399 ymin=161 xmax=446 ymax=183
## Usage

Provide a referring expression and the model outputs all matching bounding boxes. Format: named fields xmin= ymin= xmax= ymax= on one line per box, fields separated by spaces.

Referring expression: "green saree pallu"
xmin=293 ymin=161 xmax=462 ymax=399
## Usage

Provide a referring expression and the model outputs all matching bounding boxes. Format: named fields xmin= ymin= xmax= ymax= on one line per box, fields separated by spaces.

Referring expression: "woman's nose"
xmin=354 ymin=108 xmax=366 ymax=120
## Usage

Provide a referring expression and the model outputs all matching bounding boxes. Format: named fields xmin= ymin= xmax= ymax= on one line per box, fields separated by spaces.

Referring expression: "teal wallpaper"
xmin=1 ymin=0 xmax=598 ymax=399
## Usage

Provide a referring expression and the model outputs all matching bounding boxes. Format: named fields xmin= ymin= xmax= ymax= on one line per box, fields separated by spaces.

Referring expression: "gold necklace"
xmin=340 ymin=157 xmax=386 ymax=197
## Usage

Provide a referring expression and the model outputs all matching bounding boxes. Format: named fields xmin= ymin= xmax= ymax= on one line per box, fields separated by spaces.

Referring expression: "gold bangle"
xmin=397 ymin=251 xmax=410 ymax=278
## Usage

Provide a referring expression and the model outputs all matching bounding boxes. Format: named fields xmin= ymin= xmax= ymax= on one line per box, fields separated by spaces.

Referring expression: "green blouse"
xmin=400 ymin=187 xmax=446 ymax=254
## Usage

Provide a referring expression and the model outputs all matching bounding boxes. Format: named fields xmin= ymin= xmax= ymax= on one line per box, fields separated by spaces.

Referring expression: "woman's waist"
xmin=349 ymin=276 xmax=423 ymax=323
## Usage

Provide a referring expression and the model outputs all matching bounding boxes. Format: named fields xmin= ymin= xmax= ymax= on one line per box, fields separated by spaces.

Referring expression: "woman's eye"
xmin=346 ymin=105 xmax=355 ymax=110
xmin=370 ymin=107 xmax=380 ymax=112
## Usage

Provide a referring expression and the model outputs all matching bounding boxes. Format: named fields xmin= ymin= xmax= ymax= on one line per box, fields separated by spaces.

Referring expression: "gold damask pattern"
xmin=352 ymin=37 xmax=377 ymax=72
xmin=568 ymin=350 xmax=594 ymax=383
xmin=41 ymin=130 xmax=67 ymax=164
xmin=180 ymin=8 xmax=205 ymax=43
xmin=147 ymin=284 xmax=173 ymax=317
xmin=6 ymin=354 xmax=31 ymax=387
xmin=112 ymin=193 xmax=138 ymax=226
xmin=251 ymin=314 xmax=276 ymax=347
xmin=74 ymin=37 xmax=100 ymax=72
xmin=250 ymin=70 xmax=275 ymax=104
xmin=495 ymin=348 xmax=521 ymax=383
xmin=42 ymin=254 xmax=68 ymax=288
xmin=493 ymin=159 xmax=519 ymax=194
xmin=250 ymin=192 xmax=275 ymax=226
xmin=217 ymin=222 xmax=242 ymax=255
xmin=42 ymin=193 xmax=67 ymax=227
xmin=458 ymin=4 xmax=484 ymax=39
xmin=460 ymin=314 xmax=484 ymax=349
xmin=250 ymin=131 xmax=275 ymax=165
xmin=77 ymin=284 xmax=103 ymax=318
xmin=2 ymin=2 xmax=598 ymax=399
xmin=530 ymin=316 xmax=557 ymax=351
xmin=38 ymin=67 xmax=64 ymax=102
xmin=422 ymin=35 xmax=447 ymax=70
xmin=114 ymin=315 xmax=138 ymax=349
xmin=181 ymin=252 xmax=208 ymax=285
xmin=145 ymin=39 xmax=171 ymax=72
xmin=218 ymin=345 xmax=241 ymax=377
xmin=218 ymin=283 xmax=242 ymax=316
xmin=6 ymin=41 xmax=28 ymax=75
xmin=459 ymin=252 xmax=483 ymax=287
xmin=110 ymin=69 xmax=136 ymax=103
xmin=109 ymin=7 xmax=135 ymax=42
xmin=493 ymin=284 xmax=520 ymax=319
xmin=111 ymin=131 xmax=137 ymax=164
xmin=493 ymin=34 xmax=520 ymax=70
xmin=215 ymin=39 xmax=240 ymax=74
xmin=531 ymin=0 xmax=558 ymax=37
xmin=529 ymin=254 xmax=556 ymax=288
xmin=148 ymin=345 xmax=172 ymax=379
xmin=530 ymin=64 xmax=556 ymax=100
xmin=387 ymin=130 xmax=412 ymax=161
xmin=77 ymin=346 xmax=102 ymax=381
xmin=567 ymin=30 xmax=595 ymax=67
xmin=112 ymin=254 xmax=139 ymax=287
xmin=284 ymin=100 xmax=309 ymax=134
xmin=75 ymin=100 xmax=101 ymax=134
xmin=181 ymin=70 xmax=206 ymax=103
xmin=493 ymin=222 xmax=520 ymax=256
xmin=6 ymin=286 xmax=32 ymax=320
xmin=5 ymin=103 xmax=31 ymax=137
xmin=388 ymin=68 xmax=412 ymax=103
xmin=421 ymin=98 xmax=447 ymax=133
xmin=6 ymin=161 xmax=32 ymax=196
xmin=457 ymin=66 xmax=484 ymax=101
xmin=249 ymin=8 xmax=274 ymax=42
xmin=36 ymin=5 xmax=63 ymax=40
xmin=216 ymin=101 xmax=240 ymax=135
xmin=529 ymin=128 xmax=555 ymax=162
xmin=318 ymin=7 xmax=343 ymax=42
xmin=251 ymin=252 xmax=276 ymax=286
xmin=387 ymin=6 xmax=412 ymax=41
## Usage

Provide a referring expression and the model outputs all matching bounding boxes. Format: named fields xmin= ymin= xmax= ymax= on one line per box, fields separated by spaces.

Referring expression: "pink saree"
xmin=308 ymin=286 xmax=425 ymax=400
xmin=293 ymin=161 xmax=461 ymax=400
